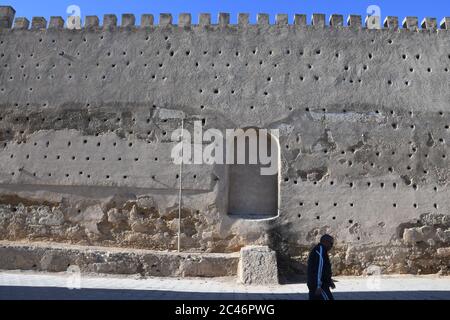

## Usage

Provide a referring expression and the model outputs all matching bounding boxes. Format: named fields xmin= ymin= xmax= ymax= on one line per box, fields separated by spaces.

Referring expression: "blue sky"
xmin=4 ymin=0 xmax=450 ymax=24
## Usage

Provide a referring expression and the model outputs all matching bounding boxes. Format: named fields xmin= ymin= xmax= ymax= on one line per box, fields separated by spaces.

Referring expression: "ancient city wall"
xmin=0 ymin=6 xmax=449 ymax=276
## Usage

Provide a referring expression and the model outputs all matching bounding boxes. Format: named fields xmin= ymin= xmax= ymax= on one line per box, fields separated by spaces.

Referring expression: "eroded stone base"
xmin=238 ymin=246 xmax=279 ymax=285
xmin=0 ymin=241 xmax=239 ymax=277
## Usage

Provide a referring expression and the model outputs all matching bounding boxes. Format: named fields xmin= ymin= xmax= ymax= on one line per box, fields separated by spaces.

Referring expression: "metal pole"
xmin=177 ymin=118 xmax=184 ymax=253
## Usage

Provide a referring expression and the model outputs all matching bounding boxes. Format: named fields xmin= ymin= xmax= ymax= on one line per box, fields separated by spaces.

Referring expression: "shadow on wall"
xmin=1 ymin=286 xmax=449 ymax=300
xmin=265 ymin=222 xmax=310 ymax=284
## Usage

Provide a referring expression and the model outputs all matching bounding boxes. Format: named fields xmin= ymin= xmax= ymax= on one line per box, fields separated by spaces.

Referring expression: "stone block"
xmin=178 ymin=13 xmax=191 ymax=27
xmin=294 ymin=14 xmax=306 ymax=26
xmin=103 ymin=14 xmax=117 ymax=29
xmin=384 ymin=16 xmax=399 ymax=29
xmin=141 ymin=14 xmax=154 ymax=27
xmin=312 ymin=14 xmax=325 ymax=27
xmin=440 ymin=17 xmax=450 ymax=29
xmin=403 ymin=17 xmax=419 ymax=31
xmin=121 ymin=14 xmax=135 ymax=27
xmin=218 ymin=13 xmax=230 ymax=26
xmin=348 ymin=15 xmax=362 ymax=28
xmin=421 ymin=18 xmax=437 ymax=31
xmin=276 ymin=14 xmax=288 ymax=25
xmin=329 ymin=14 xmax=344 ymax=27
xmin=257 ymin=13 xmax=270 ymax=25
xmin=13 ymin=17 xmax=29 ymax=30
xmin=0 ymin=6 xmax=15 ymax=28
xmin=238 ymin=13 xmax=249 ymax=26
xmin=238 ymin=246 xmax=279 ymax=285
xmin=31 ymin=17 xmax=47 ymax=29
xmin=403 ymin=226 xmax=436 ymax=245
xmin=48 ymin=16 xmax=64 ymax=29
xmin=85 ymin=16 xmax=99 ymax=29
xmin=199 ymin=13 xmax=211 ymax=26
xmin=436 ymin=247 xmax=450 ymax=258
xmin=159 ymin=13 xmax=172 ymax=26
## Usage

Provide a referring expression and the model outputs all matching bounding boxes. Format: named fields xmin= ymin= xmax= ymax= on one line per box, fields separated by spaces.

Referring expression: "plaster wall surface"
xmin=0 ymin=9 xmax=449 ymax=275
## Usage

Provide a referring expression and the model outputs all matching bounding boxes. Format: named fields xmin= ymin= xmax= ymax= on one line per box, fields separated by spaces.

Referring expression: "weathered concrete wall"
xmin=0 ymin=7 xmax=449 ymax=276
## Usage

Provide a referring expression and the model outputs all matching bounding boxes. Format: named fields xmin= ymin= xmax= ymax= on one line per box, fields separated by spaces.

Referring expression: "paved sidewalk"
xmin=0 ymin=270 xmax=449 ymax=300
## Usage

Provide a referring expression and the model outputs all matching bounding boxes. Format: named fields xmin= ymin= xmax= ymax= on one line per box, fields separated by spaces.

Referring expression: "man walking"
xmin=307 ymin=234 xmax=336 ymax=300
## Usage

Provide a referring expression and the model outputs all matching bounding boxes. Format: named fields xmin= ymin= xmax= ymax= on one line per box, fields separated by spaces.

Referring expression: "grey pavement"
xmin=0 ymin=270 xmax=449 ymax=300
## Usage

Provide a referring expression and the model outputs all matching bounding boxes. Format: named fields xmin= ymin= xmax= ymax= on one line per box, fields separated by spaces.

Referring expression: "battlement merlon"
xmin=0 ymin=6 xmax=449 ymax=31
xmin=0 ymin=6 xmax=15 ymax=28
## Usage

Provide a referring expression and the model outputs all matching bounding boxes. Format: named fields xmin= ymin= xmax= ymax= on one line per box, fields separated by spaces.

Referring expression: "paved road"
xmin=0 ymin=271 xmax=449 ymax=300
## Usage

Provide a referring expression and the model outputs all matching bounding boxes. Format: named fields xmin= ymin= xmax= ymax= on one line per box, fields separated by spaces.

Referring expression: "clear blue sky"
xmin=3 ymin=0 xmax=450 ymax=24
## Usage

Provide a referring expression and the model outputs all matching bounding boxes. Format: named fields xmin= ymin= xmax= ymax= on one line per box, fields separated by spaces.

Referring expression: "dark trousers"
xmin=308 ymin=286 xmax=334 ymax=300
